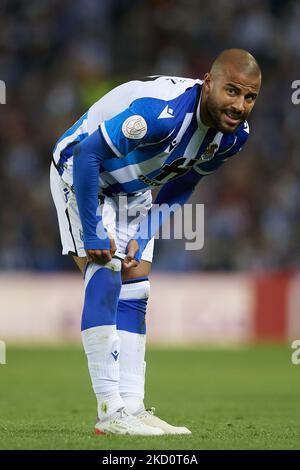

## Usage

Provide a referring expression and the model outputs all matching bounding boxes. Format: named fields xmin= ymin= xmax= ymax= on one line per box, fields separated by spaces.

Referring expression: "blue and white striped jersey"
xmin=53 ymin=76 xmax=249 ymax=197
xmin=52 ymin=76 xmax=250 ymax=252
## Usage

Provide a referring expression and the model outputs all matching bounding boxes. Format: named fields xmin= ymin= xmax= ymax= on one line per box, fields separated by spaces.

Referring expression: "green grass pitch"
xmin=0 ymin=345 xmax=299 ymax=450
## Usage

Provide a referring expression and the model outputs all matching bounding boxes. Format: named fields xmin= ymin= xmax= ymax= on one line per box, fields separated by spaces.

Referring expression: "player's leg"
xmin=117 ymin=255 xmax=152 ymax=415
xmin=74 ymin=253 xmax=154 ymax=423
xmin=114 ymin=191 xmax=191 ymax=434
xmin=117 ymin=247 xmax=191 ymax=435
xmin=81 ymin=258 xmax=125 ymax=417
xmin=71 ymin=254 xmax=163 ymax=435
xmin=50 ymin=164 xmax=125 ymax=417
xmin=80 ymin=258 xmax=162 ymax=435
xmin=72 ymin=256 xmax=127 ymax=419
xmin=111 ymin=191 xmax=153 ymax=413
xmin=50 ymin=165 xmax=162 ymax=435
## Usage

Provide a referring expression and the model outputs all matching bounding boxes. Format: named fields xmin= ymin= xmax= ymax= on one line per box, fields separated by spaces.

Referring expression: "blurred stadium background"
xmin=1 ymin=0 xmax=300 ymax=450
xmin=1 ymin=0 xmax=300 ymax=344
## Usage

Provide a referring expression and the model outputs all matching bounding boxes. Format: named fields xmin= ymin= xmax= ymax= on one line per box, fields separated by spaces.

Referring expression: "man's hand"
xmin=123 ymin=240 xmax=140 ymax=269
xmin=86 ymin=236 xmax=117 ymax=265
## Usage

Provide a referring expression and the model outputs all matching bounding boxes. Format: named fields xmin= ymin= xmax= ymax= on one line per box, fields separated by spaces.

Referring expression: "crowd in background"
xmin=1 ymin=0 xmax=300 ymax=271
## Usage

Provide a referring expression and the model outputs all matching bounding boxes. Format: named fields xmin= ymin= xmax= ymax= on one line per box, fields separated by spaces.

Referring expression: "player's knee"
xmin=122 ymin=260 xmax=152 ymax=281
xmin=117 ymin=277 xmax=150 ymax=334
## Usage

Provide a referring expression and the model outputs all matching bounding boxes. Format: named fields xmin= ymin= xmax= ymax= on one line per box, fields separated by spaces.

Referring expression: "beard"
xmin=206 ymin=93 xmax=246 ymax=134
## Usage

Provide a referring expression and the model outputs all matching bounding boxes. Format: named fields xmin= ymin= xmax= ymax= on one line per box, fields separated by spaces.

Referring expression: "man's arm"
xmin=129 ymin=169 xmax=204 ymax=262
xmin=73 ymin=128 xmax=115 ymax=252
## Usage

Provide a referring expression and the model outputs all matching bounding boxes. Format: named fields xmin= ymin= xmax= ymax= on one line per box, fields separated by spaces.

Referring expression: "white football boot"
xmin=94 ymin=407 xmax=164 ymax=436
xmin=135 ymin=407 xmax=192 ymax=435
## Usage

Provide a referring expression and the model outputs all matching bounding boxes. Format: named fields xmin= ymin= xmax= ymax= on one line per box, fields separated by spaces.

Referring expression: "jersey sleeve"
xmin=100 ymin=98 xmax=174 ymax=157
xmin=73 ymin=128 xmax=117 ymax=250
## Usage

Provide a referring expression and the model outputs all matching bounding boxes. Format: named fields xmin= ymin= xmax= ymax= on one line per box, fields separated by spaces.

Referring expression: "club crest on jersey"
xmin=122 ymin=115 xmax=147 ymax=139
xmin=200 ymin=143 xmax=219 ymax=162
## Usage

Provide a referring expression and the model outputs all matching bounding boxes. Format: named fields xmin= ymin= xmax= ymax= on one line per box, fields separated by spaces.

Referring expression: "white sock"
xmin=118 ymin=330 xmax=146 ymax=414
xmin=117 ymin=279 xmax=150 ymax=414
xmin=81 ymin=325 xmax=125 ymax=420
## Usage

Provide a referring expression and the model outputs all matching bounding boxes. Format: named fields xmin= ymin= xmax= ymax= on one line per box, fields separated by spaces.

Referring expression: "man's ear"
xmin=202 ymin=72 xmax=211 ymax=93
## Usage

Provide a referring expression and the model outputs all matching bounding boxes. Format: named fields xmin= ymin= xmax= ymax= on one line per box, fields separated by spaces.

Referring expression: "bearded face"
xmin=201 ymin=67 xmax=261 ymax=134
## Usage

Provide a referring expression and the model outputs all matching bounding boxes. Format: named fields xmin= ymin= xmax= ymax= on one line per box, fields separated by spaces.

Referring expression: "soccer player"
xmin=50 ymin=49 xmax=261 ymax=435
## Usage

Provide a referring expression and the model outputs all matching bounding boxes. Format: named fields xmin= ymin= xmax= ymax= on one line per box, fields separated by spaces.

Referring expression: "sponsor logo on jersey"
xmin=122 ymin=115 xmax=147 ymax=139
xmin=138 ymin=174 xmax=161 ymax=187
xmin=138 ymin=145 xmax=219 ymax=187
xmin=139 ymin=156 xmax=195 ymax=186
